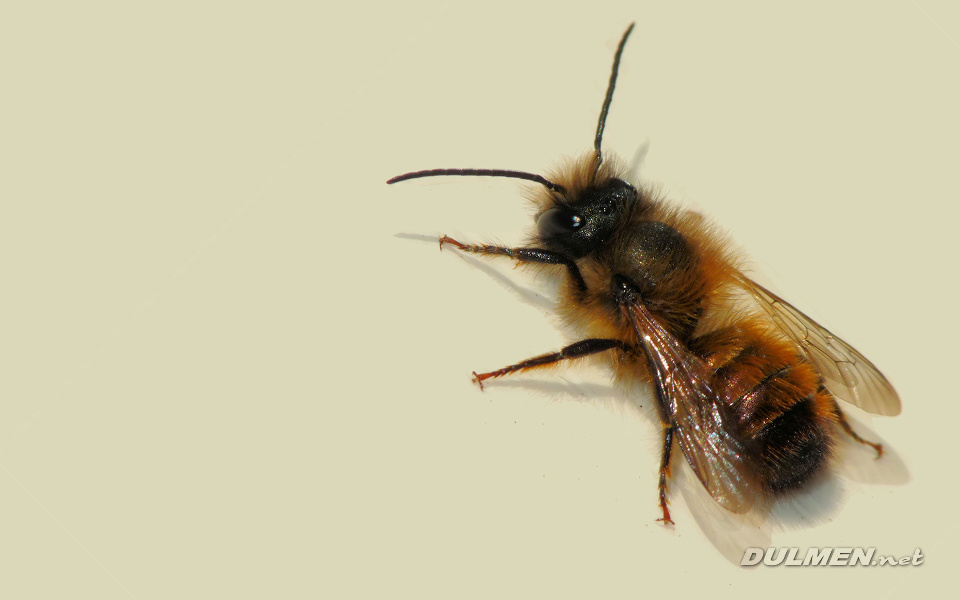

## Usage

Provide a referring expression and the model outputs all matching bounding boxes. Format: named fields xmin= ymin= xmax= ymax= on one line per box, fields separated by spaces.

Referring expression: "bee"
xmin=387 ymin=24 xmax=900 ymax=524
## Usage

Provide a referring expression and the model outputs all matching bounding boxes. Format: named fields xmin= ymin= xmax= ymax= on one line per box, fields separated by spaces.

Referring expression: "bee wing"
xmin=622 ymin=299 xmax=759 ymax=513
xmin=738 ymin=276 xmax=901 ymax=416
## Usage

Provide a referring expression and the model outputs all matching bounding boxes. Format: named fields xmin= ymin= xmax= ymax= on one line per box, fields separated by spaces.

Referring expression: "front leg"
xmin=439 ymin=235 xmax=586 ymax=293
xmin=472 ymin=339 xmax=633 ymax=390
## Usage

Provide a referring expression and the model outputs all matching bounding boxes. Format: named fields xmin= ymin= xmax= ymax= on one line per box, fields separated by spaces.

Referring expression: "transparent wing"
xmin=737 ymin=275 xmax=901 ymax=416
xmin=622 ymin=298 xmax=759 ymax=513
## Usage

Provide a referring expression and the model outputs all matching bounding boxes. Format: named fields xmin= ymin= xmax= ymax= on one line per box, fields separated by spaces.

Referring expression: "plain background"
xmin=1 ymin=0 xmax=957 ymax=597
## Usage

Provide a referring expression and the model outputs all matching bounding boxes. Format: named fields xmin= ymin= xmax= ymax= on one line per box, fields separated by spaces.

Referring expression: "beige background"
xmin=1 ymin=0 xmax=957 ymax=597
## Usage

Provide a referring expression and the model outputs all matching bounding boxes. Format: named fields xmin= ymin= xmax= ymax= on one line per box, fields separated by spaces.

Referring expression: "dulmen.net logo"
xmin=741 ymin=547 xmax=924 ymax=567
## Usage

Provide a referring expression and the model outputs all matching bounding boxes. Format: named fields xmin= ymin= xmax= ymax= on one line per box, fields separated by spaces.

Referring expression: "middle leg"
xmin=472 ymin=338 xmax=633 ymax=390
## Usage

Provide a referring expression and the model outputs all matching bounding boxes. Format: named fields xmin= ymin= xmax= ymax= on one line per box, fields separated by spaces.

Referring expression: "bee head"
xmin=533 ymin=155 xmax=639 ymax=259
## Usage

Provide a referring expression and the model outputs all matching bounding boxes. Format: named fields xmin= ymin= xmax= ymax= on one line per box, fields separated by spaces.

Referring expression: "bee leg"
xmin=830 ymin=398 xmax=883 ymax=458
xmin=438 ymin=235 xmax=587 ymax=293
xmin=471 ymin=339 xmax=632 ymax=390
xmin=657 ymin=425 xmax=675 ymax=525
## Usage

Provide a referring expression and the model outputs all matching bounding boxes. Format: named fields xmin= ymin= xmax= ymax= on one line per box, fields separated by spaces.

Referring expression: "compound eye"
xmin=537 ymin=207 xmax=584 ymax=238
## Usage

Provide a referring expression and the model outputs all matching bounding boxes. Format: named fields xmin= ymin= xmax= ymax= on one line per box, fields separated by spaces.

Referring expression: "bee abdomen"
xmin=751 ymin=389 xmax=834 ymax=493
xmin=693 ymin=324 xmax=837 ymax=494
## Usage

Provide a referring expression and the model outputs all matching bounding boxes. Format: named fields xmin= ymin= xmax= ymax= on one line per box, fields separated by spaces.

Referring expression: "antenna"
xmin=387 ymin=168 xmax=566 ymax=193
xmin=594 ymin=23 xmax=635 ymax=171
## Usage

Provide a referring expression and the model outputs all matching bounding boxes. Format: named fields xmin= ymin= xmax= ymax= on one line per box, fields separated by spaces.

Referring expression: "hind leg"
xmin=830 ymin=398 xmax=883 ymax=458
xmin=657 ymin=425 xmax=675 ymax=525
